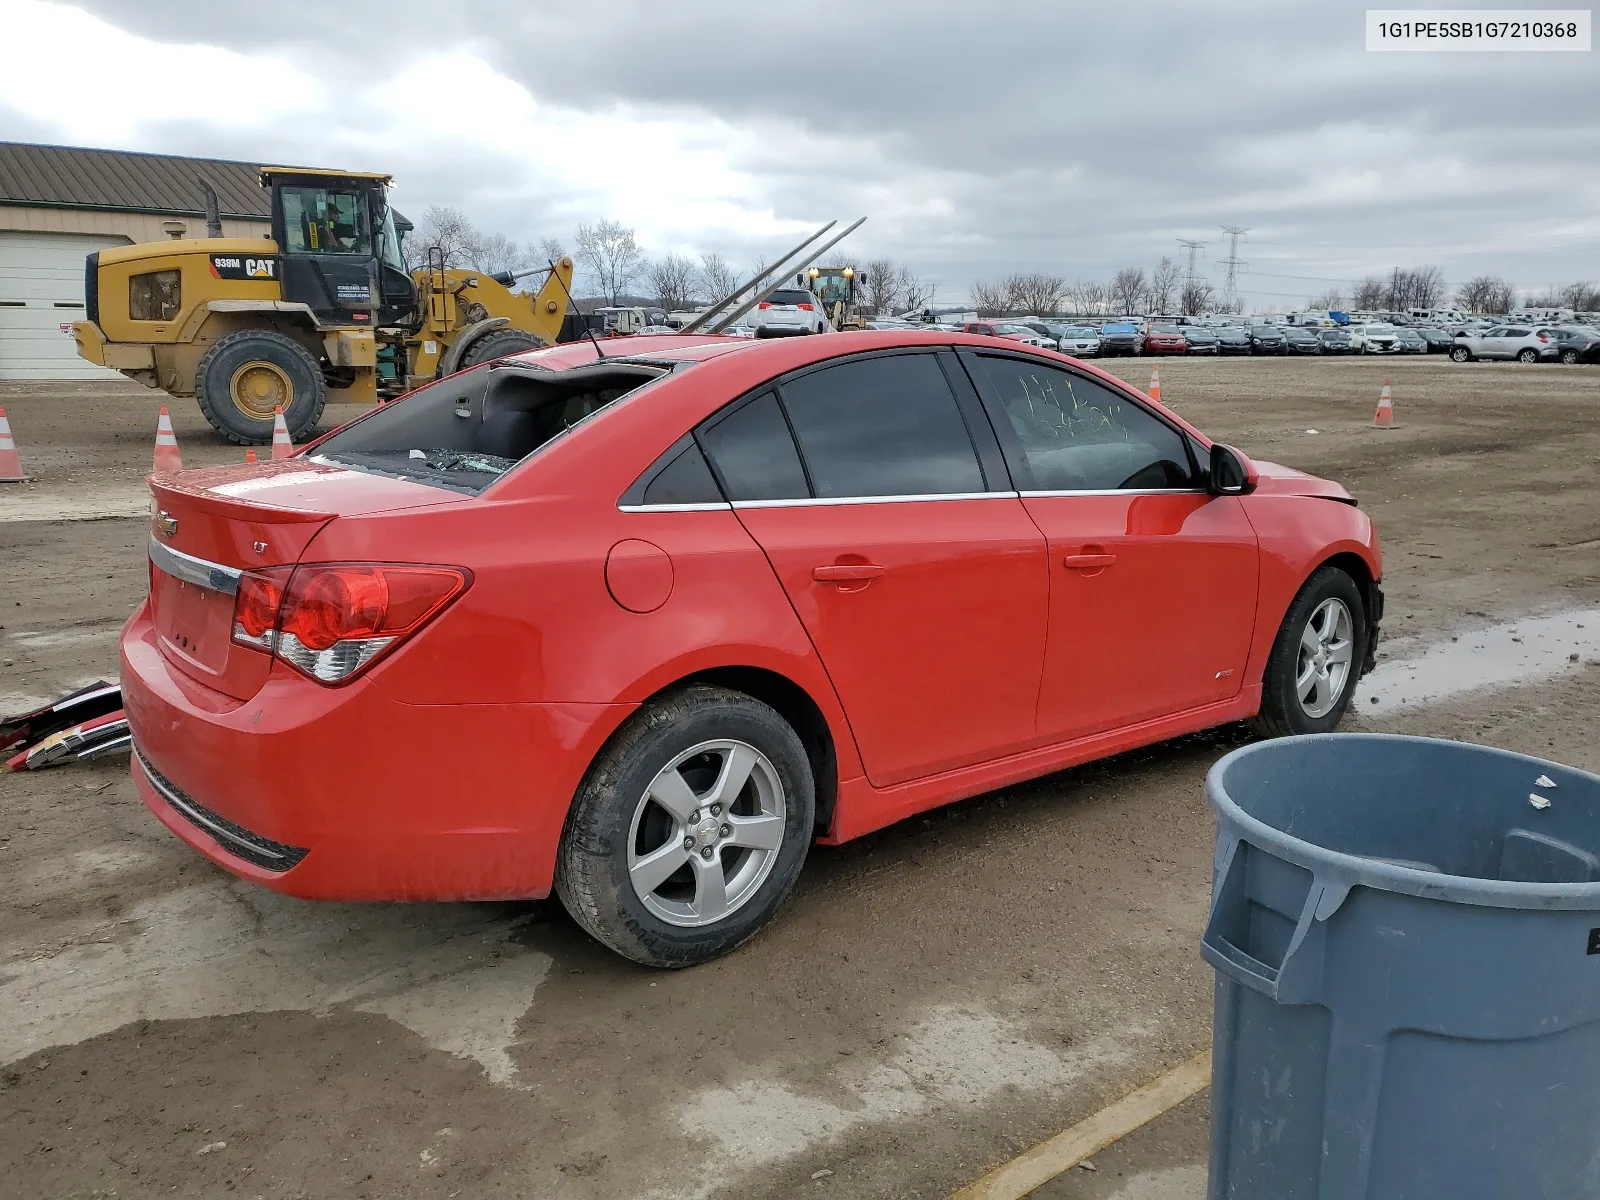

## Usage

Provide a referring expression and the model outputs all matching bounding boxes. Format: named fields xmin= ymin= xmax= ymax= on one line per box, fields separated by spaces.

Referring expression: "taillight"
xmin=757 ymin=301 xmax=772 ymax=309
xmin=1538 ymin=334 xmax=1548 ymax=342
xmin=232 ymin=567 xmax=292 ymax=650
xmin=796 ymin=303 xmax=814 ymax=311
xmin=229 ymin=563 xmax=468 ymax=684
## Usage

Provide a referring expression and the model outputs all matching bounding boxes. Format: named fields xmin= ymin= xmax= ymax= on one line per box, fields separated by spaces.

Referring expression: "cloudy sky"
xmin=2 ymin=0 xmax=1596 ymax=307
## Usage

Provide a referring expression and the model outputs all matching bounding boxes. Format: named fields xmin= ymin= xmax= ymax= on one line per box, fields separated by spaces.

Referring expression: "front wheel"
xmin=196 ymin=330 xmax=326 ymax=445
xmin=1517 ymin=348 xmax=1539 ymax=364
xmin=1450 ymin=345 xmax=1472 ymax=363
xmin=555 ymin=686 xmax=816 ymax=967
xmin=1250 ymin=566 xmax=1367 ymax=739
xmin=458 ymin=329 xmax=547 ymax=369
xmin=1561 ymin=349 xmax=1579 ymax=365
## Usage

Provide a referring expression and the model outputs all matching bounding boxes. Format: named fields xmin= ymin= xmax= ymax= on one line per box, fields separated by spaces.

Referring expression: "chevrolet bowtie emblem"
xmin=155 ymin=510 xmax=178 ymax=538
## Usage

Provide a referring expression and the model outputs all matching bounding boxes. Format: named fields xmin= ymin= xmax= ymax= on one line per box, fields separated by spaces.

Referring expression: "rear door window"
xmin=699 ymin=392 xmax=810 ymax=502
xmin=777 ymin=353 xmax=986 ymax=498
xmin=972 ymin=356 xmax=1198 ymax=492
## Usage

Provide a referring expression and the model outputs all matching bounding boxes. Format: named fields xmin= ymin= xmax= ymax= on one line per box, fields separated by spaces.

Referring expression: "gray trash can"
xmin=1204 ymin=733 xmax=1600 ymax=1200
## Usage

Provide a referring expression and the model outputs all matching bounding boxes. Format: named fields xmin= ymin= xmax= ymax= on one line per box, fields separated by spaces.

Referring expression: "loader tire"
xmin=458 ymin=329 xmax=547 ymax=369
xmin=196 ymin=330 xmax=326 ymax=446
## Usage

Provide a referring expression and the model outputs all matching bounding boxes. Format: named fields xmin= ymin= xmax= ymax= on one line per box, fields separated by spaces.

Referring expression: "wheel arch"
xmin=632 ymin=665 xmax=842 ymax=837
xmin=1303 ymin=548 xmax=1383 ymax=676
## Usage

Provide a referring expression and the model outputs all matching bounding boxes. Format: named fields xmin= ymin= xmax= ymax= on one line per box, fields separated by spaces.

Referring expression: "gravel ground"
xmin=1 ymin=353 xmax=1598 ymax=1199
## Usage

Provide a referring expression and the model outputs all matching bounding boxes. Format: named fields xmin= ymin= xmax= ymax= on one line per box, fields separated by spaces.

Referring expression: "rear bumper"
xmin=121 ymin=604 xmax=632 ymax=901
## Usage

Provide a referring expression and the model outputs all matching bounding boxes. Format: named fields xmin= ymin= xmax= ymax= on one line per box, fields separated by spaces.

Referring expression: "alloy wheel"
xmin=626 ymin=739 xmax=786 ymax=927
xmin=1295 ymin=598 xmax=1354 ymax=719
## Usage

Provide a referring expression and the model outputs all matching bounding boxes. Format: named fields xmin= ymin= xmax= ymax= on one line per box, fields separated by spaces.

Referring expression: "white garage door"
xmin=0 ymin=230 xmax=130 ymax=379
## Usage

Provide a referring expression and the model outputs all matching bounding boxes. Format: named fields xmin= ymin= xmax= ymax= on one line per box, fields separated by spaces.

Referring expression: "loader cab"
xmin=261 ymin=168 xmax=416 ymax=329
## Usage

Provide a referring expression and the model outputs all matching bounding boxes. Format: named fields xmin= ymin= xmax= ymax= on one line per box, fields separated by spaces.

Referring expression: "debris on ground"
xmin=2 ymin=682 xmax=127 ymax=770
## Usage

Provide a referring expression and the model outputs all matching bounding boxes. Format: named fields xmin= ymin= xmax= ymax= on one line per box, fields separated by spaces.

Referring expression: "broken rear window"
xmin=312 ymin=360 xmax=670 ymax=494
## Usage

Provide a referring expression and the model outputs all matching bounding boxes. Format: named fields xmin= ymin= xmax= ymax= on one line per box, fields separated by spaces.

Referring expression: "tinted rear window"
xmin=779 ymin=353 xmax=985 ymax=498
xmin=765 ymin=290 xmax=813 ymax=305
xmin=700 ymin=392 xmax=810 ymax=502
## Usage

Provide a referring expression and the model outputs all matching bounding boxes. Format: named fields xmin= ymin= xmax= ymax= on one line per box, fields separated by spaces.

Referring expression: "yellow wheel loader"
xmin=72 ymin=168 xmax=574 ymax=445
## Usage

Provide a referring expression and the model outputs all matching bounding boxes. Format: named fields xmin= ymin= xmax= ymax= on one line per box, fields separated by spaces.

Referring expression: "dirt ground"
xmin=2 ymin=354 xmax=1598 ymax=1200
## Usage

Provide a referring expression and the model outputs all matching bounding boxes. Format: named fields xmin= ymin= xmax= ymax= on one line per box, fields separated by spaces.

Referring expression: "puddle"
xmin=1362 ymin=608 xmax=1600 ymax=714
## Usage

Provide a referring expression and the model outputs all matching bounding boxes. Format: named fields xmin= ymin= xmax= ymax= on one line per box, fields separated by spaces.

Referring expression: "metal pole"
xmin=708 ymin=218 xmax=867 ymax=334
xmin=678 ymin=221 xmax=838 ymax=334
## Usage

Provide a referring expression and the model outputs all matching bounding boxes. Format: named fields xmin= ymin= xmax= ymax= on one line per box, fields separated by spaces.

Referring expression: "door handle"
xmin=1063 ymin=553 xmax=1117 ymax=570
xmin=813 ymin=564 xmax=886 ymax=583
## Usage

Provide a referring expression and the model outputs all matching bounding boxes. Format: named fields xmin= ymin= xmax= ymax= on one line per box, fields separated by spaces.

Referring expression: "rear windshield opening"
xmin=313 ymin=360 xmax=668 ymax=493
xmin=765 ymin=290 xmax=814 ymax=305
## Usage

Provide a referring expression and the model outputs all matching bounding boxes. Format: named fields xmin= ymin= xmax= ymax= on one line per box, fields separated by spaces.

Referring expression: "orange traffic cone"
xmin=152 ymin=406 xmax=183 ymax=474
xmin=1373 ymin=379 xmax=1395 ymax=428
xmin=245 ymin=448 xmax=258 ymax=464
xmin=1148 ymin=365 xmax=1161 ymax=403
xmin=0 ymin=407 xmax=27 ymax=482
xmin=270 ymin=407 xmax=294 ymax=460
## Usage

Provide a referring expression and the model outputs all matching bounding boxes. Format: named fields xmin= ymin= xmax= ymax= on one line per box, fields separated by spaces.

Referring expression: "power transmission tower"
xmin=1219 ymin=227 xmax=1249 ymax=312
xmin=1178 ymin=239 xmax=1206 ymax=285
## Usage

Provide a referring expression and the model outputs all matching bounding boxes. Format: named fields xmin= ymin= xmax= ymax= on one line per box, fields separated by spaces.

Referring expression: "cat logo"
xmin=210 ymin=255 xmax=278 ymax=281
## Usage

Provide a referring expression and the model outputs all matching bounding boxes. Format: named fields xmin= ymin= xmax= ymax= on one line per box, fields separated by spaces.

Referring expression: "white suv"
xmin=1348 ymin=323 xmax=1401 ymax=354
xmin=753 ymin=288 xmax=830 ymax=337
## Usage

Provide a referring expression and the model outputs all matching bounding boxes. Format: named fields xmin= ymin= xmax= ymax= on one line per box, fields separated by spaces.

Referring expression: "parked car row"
xmin=934 ymin=316 xmax=1600 ymax=364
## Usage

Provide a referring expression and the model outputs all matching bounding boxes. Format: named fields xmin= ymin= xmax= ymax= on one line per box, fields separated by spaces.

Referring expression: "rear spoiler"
xmin=148 ymin=469 xmax=334 ymax=524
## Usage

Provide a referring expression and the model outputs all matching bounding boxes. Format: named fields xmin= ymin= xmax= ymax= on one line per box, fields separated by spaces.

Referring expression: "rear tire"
xmin=1450 ymin=345 xmax=1472 ymax=363
xmin=1517 ymin=348 xmax=1539 ymax=364
xmin=196 ymin=330 xmax=326 ymax=446
xmin=457 ymin=329 xmax=547 ymax=370
xmin=555 ymin=685 xmax=815 ymax=968
xmin=1249 ymin=566 xmax=1367 ymax=739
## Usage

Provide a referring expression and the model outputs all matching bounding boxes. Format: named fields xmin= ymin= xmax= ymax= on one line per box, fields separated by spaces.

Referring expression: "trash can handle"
xmin=1203 ymin=837 xmax=1352 ymax=1003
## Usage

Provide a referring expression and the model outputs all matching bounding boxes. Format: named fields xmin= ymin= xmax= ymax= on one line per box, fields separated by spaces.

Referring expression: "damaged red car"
xmin=122 ymin=330 xmax=1382 ymax=966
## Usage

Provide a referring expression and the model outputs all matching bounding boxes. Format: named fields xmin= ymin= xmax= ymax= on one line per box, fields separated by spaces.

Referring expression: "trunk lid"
xmin=146 ymin=460 xmax=469 ymax=700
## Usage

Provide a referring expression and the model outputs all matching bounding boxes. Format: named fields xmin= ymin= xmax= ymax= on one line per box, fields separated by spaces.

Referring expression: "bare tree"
xmin=1009 ymin=272 xmax=1066 ymax=316
xmin=970 ymin=278 xmax=1012 ymax=317
xmin=574 ymin=218 xmax=644 ymax=304
xmin=1146 ymin=257 xmax=1181 ymax=314
xmin=1308 ymin=287 xmax=1347 ymax=311
xmin=466 ymin=231 xmax=533 ymax=277
xmin=859 ymin=258 xmax=904 ymax=315
xmin=901 ymin=270 xmax=936 ymax=313
xmin=1485 ymin=278 xmax=1516 ymax=314
xmin=1550 ymin=282 xmax=1600 ymax=310
xmin=1110 ymin=267 xmax=1147 ymax=315
xmin=411 ymin=204 xmax=478 ymax=269
xmin=1455 ymin=275 xmax=1504 ymax=314
xmin=646 ymin=253 xmax=698 ymax=312
xmin=1351 ymin=276 xmax=1387 ymax=310
xmin=697 ymin=252 xmax=738 ymax=304
xmin=538 ymin=237 xmax=567 ymax=264
xmin=1381 ymin=266 xmax=1446 ymax=311
xmin=1065 ymin=278 xmax=1108 ymax=316
xmin=1180 ymin=278 xmax=1215 ymax=316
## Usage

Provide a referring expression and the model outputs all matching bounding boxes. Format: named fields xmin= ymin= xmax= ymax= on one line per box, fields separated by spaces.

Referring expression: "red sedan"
xmin=123 ymin=331 xmax=1383 ymax=966
xmin=1142 ymin=325 xmax=1190 ymax=355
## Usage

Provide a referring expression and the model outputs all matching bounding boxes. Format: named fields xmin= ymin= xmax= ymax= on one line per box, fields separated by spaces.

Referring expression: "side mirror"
xmin=1209 ymin=443 xmax=1255 ymax=495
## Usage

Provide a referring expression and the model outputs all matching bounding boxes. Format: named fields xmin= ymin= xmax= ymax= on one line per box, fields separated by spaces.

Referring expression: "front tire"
xmin=1561 ymin=349 xmax=1579 ymax=365
xmin=1250 ymin=566 xmax=1367 ymax=739
xmin=1450 ymin=345 xmax=1472 ymax=363
xmin=457 ymin=328 xmax=547 ymax=370
xmin=196 ymin=330 xmax=326 ymax=445
xmin=555 ymin=686 xmax=816 ymax=968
